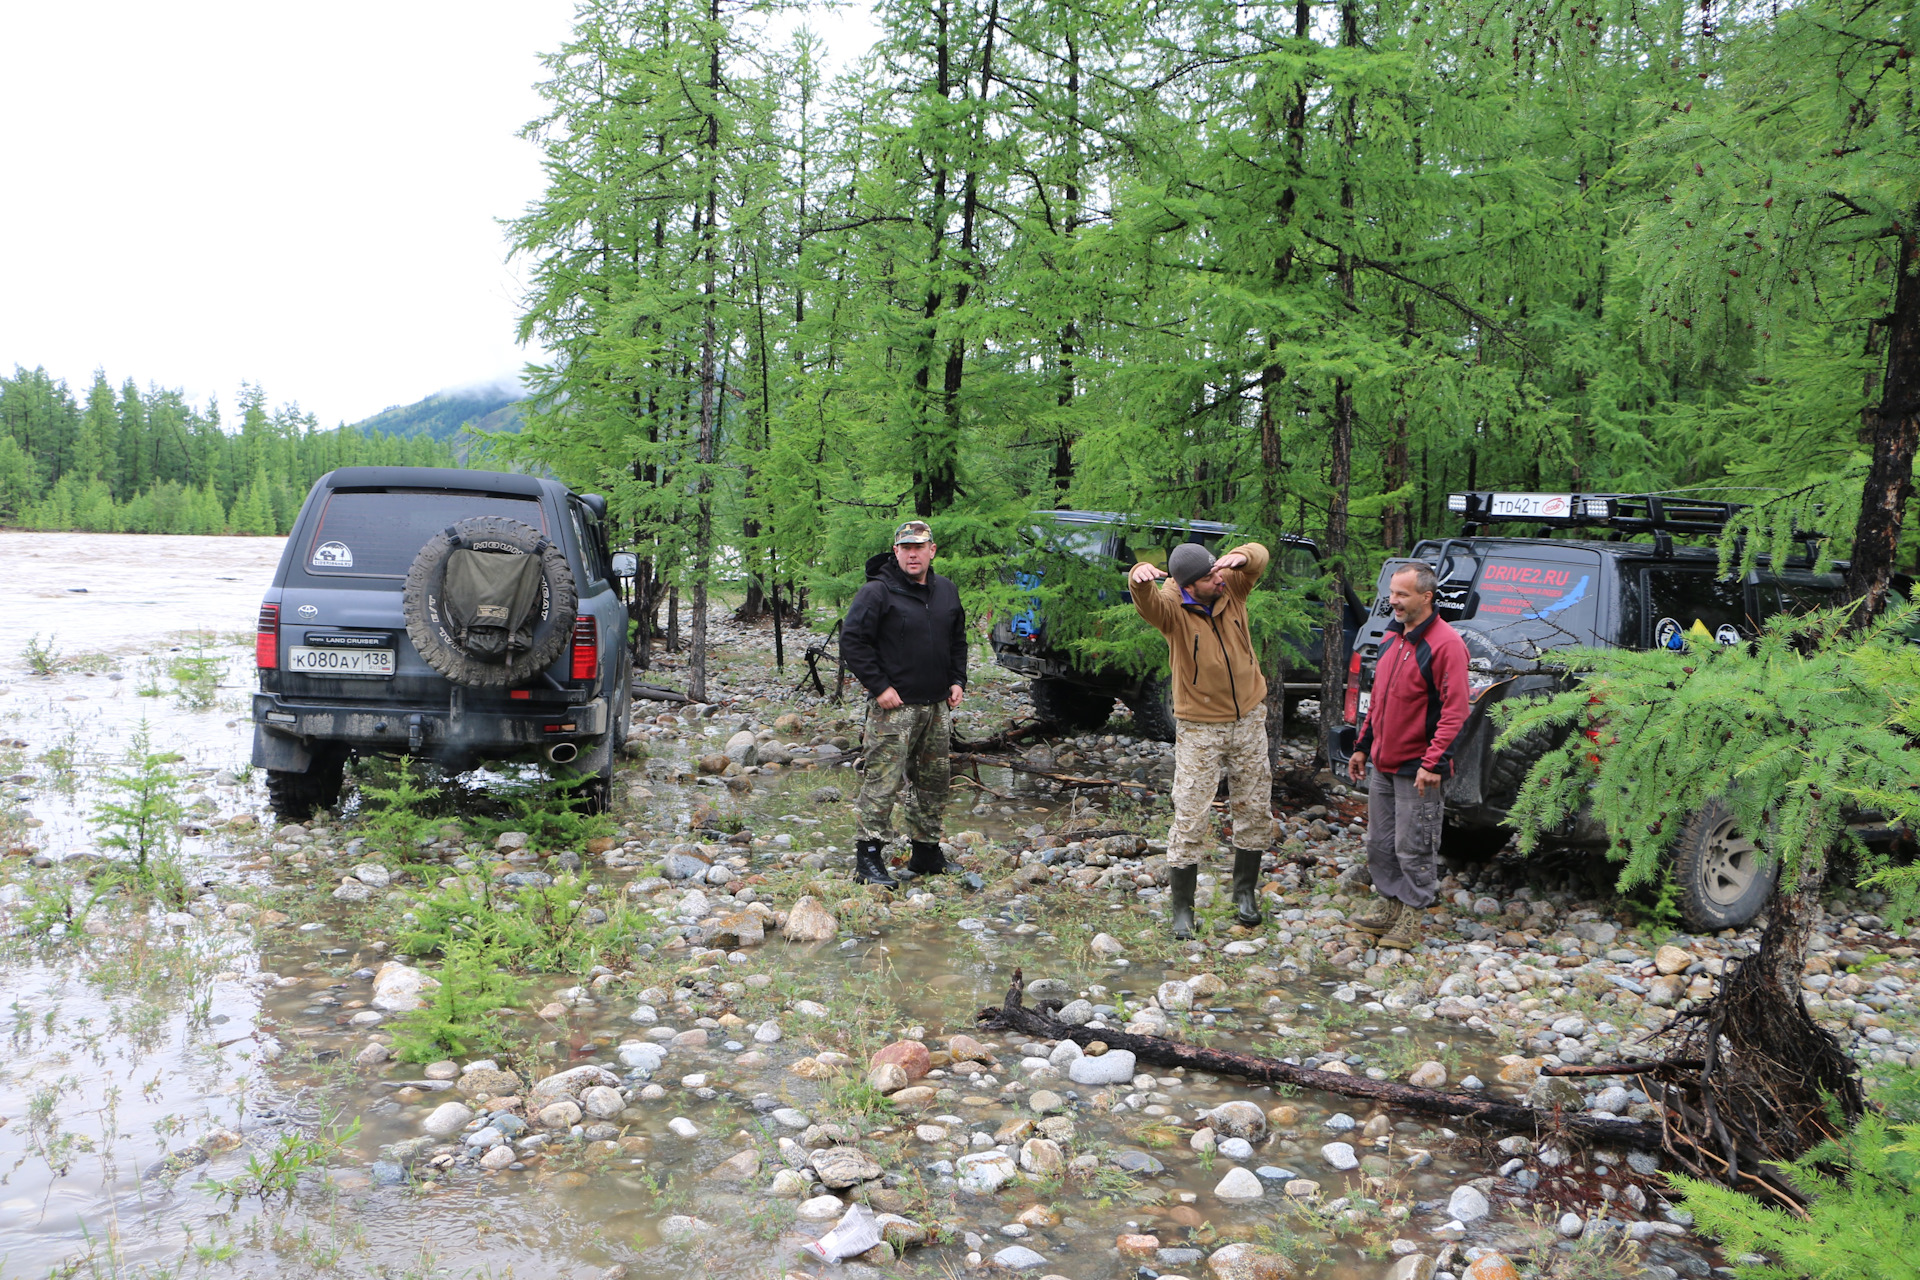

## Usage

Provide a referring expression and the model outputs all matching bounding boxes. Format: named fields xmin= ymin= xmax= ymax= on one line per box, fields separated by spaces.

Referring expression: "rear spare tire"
xmin=403 ymin=516 xmax=577 ymax=687
xmin=1031 ymin=677 xmax=1114 ymax=733
xmin=1673 ymin=797 xmax=1778 ymax=931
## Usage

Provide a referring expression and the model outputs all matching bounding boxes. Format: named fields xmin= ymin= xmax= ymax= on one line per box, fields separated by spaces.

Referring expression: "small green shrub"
xmin=1673 ymin=1109 xmax=1920 ymax=1280
xmin=91 ymin=721 xmax=186 ymax=904
xmin=386 ymin=943 xmax=524 ymax=1063
xmin=355 ymin=756 xmax=444 ymax=856
xmin=22 ymin=633 xmax=60 ymax=676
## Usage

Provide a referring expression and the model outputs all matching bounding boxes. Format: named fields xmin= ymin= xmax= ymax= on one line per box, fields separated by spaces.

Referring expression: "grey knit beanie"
xmin=1168 ymin=543 xmax=1216 ymax=587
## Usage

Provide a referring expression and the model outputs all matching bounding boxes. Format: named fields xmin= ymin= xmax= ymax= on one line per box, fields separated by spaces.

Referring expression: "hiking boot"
xmin=1169 ymin=865 xmax=1198 ymax=940
xmin=1378 ymin=906 xmax=1423 ymax=951
xmin=1350 ymin=895 xmax=1402 ymax=936
xmin=1230 ymin=847 xmax=1265 ymax=927
xmin=853 ymin=839 xmax=897 ymax=888
xmin=908 ymin=840 xmax=947 ymax=876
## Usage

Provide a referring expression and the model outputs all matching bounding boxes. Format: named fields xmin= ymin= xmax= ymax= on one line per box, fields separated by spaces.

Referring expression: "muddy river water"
xmin=0 ymin=532 xmax=1642 ymax=1280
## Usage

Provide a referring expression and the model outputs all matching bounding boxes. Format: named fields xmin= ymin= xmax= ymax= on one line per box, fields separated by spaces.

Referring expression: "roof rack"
xmin=1448 ymin=491 xmax=1775 ymax=536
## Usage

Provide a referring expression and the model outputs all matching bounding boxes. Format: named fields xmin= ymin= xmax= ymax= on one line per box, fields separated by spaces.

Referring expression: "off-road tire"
xmin=403 ymin=516 xmax=577 ymax=687
xmin=1673 ymin=797 xmax=1778 ymax=931
xmin=1031 ymin=677 xmax=1114 ymax=733
xmin=1483 ymin=721 xmax=1563 ymax=806
xmin=1440 ymin=822 xmax=1513 ymax=864
xmin=265 ymin=747 xmax=347 ymax=821
xmin=1122 ymin=677 xmax=1178 ymax=743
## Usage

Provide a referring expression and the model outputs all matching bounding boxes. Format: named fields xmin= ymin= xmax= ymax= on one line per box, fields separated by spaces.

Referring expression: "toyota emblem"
xmin=298 ymin=605 xmax=318 ymax=619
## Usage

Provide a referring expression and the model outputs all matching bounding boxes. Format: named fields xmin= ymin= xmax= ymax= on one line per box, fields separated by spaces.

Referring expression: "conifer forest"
xmin=0 ymin=369 xmax=457 ymax=535
xmin=503 ymin=0 xmax=1920 ymax=671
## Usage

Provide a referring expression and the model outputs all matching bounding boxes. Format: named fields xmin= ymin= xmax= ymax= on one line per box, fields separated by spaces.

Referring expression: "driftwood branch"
xmin=631 ymin=682 xmax=692 ymax=704
xmin=976 ymin=969 xmax=1665 ymax=1151
xmin=952 ymin=753 xmax=1155 ymax=791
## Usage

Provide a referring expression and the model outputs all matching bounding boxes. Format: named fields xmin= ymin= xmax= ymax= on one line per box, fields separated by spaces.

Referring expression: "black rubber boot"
xmin=908 ymin=840 xmax=947 ymax=876
xmin=1169 ymin=865 xmax=1198 ymax=940
xmin=853 ymin=839 xmax=897 ymax=887
xmin=1231 ymin=847 xmax=1265 ymax=927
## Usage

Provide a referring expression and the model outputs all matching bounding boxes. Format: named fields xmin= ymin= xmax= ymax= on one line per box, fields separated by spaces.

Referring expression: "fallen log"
xmin=631 ymin=682 xmax=692 ymax=704
xmin=951 ymin=753 xmax=1155 ymax=792
xmin=975 ymin=969 xmax=1665 ymax=1151
xmin=950 ymin=720 xmax=1053 ymax=753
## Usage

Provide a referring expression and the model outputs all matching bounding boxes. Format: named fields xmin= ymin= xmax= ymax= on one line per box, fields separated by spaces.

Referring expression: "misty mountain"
xmin=351 ymin=386 xmax=524 ymax=441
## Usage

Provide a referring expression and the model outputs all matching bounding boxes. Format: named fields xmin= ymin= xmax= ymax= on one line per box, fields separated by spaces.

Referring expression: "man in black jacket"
xmin=840 ymin=520 xmax=968 ymax=886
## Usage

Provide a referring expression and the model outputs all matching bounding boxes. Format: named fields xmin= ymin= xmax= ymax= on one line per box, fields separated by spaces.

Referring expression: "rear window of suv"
xmin=301 ymin=490 xmax=548 ymax=579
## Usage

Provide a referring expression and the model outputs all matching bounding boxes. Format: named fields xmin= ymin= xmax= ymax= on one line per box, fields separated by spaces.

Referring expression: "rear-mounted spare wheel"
xmin=403 ymin=516 xmax=578 ymax=687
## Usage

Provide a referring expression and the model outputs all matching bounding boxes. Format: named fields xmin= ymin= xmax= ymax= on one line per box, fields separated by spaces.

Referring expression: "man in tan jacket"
xmin=1130 ymin=541 xmax=1278 ymax=939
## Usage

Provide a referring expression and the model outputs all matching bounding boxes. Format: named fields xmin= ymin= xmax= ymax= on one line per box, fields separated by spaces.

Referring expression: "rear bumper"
xmin=251 ymin=692 xmax=609 ymax=771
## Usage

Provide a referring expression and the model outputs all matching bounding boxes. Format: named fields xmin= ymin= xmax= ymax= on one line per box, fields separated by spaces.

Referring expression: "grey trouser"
xmin=1366 ymin=764 xmax=1441 ymax=908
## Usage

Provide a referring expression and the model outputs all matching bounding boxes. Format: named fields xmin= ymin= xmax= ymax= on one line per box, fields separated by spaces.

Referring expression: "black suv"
xmin=1334 ymin=491 xmax=1899 ymax=931
xmin=990 ymin=510 xmax=1362 ymax=741
xmin=251 ymin=467 xmax=634 ymax=819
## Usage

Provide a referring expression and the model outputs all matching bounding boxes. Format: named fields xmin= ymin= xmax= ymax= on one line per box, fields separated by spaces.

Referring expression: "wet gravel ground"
xmin=0 ymin=590 xmax=1913 ymax=1280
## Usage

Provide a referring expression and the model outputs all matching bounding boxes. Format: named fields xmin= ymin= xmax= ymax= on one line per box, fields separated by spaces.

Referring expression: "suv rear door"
xmin=267 ymin=485 xmax=557 ymax=705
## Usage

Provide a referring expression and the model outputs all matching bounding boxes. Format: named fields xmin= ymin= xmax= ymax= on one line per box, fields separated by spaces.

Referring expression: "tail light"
xmin=1341 ymin=650 xmax=1364 ymax=723
xmin=256 ymin=603 xmax=279 ymax=669
xmin=570 ymin=615 xmax=598 ymax=681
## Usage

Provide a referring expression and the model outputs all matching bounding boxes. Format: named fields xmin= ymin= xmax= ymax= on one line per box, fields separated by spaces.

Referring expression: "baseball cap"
xmin=894 ymin=520 xmax=934 ymax=545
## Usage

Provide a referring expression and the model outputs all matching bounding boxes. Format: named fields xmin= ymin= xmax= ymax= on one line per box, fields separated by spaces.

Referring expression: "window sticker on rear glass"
xmin=1476 ymin=561 xmax=1589 ymax=620
xmin=311 ymin=541 xmax=354 ymax=569
xmin=1655 ymin=617 xmax=1684 ymax=650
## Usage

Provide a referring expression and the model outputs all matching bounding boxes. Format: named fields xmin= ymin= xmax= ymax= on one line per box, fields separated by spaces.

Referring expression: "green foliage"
xmin=196 ymin=1115 xmax=363 ymax=1203
xmin=21 ymin=632 xmax=59 ymax=676
xmin=386 ymin=942 xmax=524 ymax=1064
xmin=476 ymin=770 xmax=614 ymax=855
xmin=90 ymin=721 xmax=186 ymax=904
xmin=0 ymin=366 xmax=475 ymax=535
xmin=1673 ymin=1110 xmax=1920 ymax=1280
xmin=1499 ymin=604 xmax=1920 ymax=908
xmin=353 ymin=756 xmax=445 ymax=858
xmin=395 ymin=873 xmax=642 ymax=975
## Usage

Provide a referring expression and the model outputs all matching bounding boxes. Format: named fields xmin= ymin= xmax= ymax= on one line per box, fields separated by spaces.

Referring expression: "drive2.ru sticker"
xmin=311 ymin=541 xmax=354 ymax=568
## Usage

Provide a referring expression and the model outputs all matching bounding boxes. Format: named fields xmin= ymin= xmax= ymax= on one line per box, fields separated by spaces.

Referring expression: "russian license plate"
xmin=288 ymin=646 xmax=395 ymax=676
xmin=1486 ymin=492 xmax=1573 ymax=519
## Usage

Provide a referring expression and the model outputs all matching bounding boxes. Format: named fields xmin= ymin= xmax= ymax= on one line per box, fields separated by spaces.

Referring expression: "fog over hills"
xmin=351 ymin=381 xmax=524 ymax=441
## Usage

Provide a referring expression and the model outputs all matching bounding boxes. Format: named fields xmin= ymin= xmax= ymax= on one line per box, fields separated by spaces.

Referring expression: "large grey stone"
xmin=1067 ymin=1049 xmax=1136 ymax=1085
xmin=811 ymin=1146 xmax=883 ymax=1189
xmin=421 ymin=1101 xmax=473 ymax=1140
xmin=371 ymin=961 xmax=440 ymax=1013
xmin=993 ymin=1246 xmax=1048 ymax=1270
xmin=956 ymin=1151 xmax=1018 ymax=1194
xmin=1206 ymin=1101 xmax=1267 ymax=1139
xmin=1214 ymin=1167 xmax=1264 ymax=1200
xmin=1447 ymin=1184 xmax=1490 ymax=1223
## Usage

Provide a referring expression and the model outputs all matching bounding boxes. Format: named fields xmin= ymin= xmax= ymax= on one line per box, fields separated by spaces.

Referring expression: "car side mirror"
xmin=610 ymin=552 xmax=638 ymax=579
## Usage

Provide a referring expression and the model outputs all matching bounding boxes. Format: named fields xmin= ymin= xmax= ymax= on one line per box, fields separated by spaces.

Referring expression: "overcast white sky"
xmin=0 ymin=1 xmax=877 ymax=428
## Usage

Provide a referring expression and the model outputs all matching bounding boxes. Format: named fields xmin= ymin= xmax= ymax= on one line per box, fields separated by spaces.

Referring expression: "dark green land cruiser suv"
xmin=252 ymin=467 xmax=634 ymax=819
xmin=990 ymin=510 xmax=1362 ymax=741
xmin=1335 ymin=491 xmax=1909 ymax=931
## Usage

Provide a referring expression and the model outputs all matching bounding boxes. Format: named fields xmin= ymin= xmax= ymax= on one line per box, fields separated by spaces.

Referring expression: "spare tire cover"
xmin=403 ymin=516 xmax=578 ymax=687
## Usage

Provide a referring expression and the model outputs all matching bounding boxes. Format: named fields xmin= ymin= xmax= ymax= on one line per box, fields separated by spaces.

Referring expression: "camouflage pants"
xmin=856 ymin=699 xmax=951 ymax=843
xmin=1166 ymin=710 xmax=1277 ymax=868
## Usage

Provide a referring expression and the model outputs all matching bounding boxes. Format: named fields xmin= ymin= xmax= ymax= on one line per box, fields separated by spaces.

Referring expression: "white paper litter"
xmin=802 ymin=1204 xmax=882 ymax=1263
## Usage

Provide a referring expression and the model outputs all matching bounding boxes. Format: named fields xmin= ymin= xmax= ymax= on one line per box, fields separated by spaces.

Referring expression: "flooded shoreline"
xmin=0 ymin=532 xmax=1908 ymax=1280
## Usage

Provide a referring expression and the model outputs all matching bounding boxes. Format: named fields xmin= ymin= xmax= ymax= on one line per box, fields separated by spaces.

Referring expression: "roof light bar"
xmin=1444 ymin=491 xmax=1819 ymax=540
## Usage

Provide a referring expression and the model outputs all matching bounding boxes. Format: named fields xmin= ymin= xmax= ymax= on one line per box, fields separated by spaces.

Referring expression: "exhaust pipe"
xmin=547 ymin=742 xmax=578 ymax=764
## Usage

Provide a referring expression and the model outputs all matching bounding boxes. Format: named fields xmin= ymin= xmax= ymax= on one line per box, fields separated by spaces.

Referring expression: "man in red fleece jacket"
xmin=1345 ymin=562 xmax=1469 ymax=950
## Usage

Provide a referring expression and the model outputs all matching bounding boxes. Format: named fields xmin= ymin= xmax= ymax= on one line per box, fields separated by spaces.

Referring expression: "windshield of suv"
xmin=1449 ymin=548 xmax=1602 ymax=660
xmin=302 ymin=490 xmax=548 ymax=579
